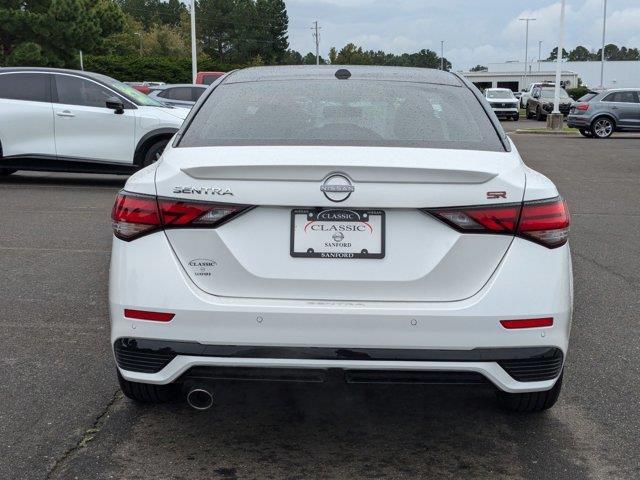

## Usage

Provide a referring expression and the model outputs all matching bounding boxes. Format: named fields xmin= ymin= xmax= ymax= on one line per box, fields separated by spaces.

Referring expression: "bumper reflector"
xmin=124 ymin=309 xmax=175 ymax=322
xmin=500 ymin=317 xmax=553 ymax=329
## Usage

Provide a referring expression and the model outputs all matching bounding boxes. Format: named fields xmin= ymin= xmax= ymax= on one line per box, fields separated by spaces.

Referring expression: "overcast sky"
xmin=285 ymin=0 xmax=640 ymax=70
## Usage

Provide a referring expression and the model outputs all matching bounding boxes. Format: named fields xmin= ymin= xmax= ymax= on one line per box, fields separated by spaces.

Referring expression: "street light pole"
xmin=600 ymin=0 xmax=608 ymax=88
xmin=520 ymin=18 xmax=536 ymax=88
xmin=440 ymin=40 xmax=444 ymax=70
xmin=538 ymin=40 xmax=542 ymax=71
xmin=548 ymin=0 xmax=567 ymax=131
xmin=191 ymin=0 xmax=197 ymax=84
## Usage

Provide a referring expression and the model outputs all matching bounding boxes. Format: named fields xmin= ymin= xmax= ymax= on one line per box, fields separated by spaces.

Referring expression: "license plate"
xmin=290 ymin=208 xmax=385 ymax=259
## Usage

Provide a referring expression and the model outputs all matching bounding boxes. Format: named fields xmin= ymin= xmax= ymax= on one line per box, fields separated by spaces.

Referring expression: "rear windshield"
xmin=179 ymin=80 xmax=504 ymax=151
xmin=578 ymin=92 xmax=598 ymax=102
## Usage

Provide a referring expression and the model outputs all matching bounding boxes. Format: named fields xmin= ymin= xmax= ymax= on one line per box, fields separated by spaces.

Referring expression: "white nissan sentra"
xmin=110 ymin=66 xmax=572 ymax=412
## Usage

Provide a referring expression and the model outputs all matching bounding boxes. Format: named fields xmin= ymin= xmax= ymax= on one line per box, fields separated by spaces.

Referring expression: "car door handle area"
xmin=56 ymin=110 xmax=75 ymax=117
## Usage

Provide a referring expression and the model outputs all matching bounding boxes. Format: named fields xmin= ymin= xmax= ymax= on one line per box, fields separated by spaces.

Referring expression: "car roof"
xmin=486 ymin=88 xmax=512 ymax=91
xmin=0 ymin=66 xmax=107 ymax=80
xmin=223 ymin=65 xmax=464 ymax=87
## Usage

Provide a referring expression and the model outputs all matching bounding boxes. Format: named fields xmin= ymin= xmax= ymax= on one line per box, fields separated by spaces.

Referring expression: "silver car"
xmin=567 ymin=88 xmax=640 ymax=138
xmin=147 ymin=84 xmax=208 ymax=108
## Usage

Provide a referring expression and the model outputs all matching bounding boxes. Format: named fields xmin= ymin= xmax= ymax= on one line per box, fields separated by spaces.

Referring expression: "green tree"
xmin=470 ymin=64 xmax=487 ymax=71
xmin=142 ymin=23 xmax=188 ymax=57
xmin=567 ymin=45 xmax=592 ymax=61
xmin=547 ymin=47 xmax=569 ymax=60
xmin=1 ymin=0 xmax=125 ymax=66
xmin=6 ymin=41 xmax=47 ymax=66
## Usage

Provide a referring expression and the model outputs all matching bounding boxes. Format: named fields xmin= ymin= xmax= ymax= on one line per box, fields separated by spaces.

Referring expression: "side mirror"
xmin=106 ymin=97 xmax=124 ymax=114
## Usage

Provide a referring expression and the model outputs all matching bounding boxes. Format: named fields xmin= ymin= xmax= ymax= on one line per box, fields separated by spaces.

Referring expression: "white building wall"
xmin=486 ymin=61 xmax=640 ymax=88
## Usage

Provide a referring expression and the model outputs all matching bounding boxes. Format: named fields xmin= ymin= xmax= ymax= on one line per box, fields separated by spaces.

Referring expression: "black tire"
xmin=0 ymin=168 xmax=16 ymax=175
xmin=496 ymin=372 xmax=563 ymax=413
xmin=142 ymin=139 xmax=169 ymax=167
xmin=512 ymin=113 xmax=519 ymax=121
xmin=535 ymin=106 xmax=544 ymax=121
xmin=590 ymin=116 xmax=614 ymax=139
xmin=117 ymin=370 xmax=177 ymax=403
xmin=579 ymin=128 xmax=593 ymax=138
xmin=526 ymin=107 xmax=533 ymax=119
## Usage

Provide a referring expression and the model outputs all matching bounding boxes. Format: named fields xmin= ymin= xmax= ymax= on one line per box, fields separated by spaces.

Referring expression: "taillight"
xmin=517 ymin=197 xmax=570 ymax=248
xmin=426 ymin=197 xmax=569 ymax=248
xmin=112 ymin=191 xmax=252 ymax=241
xmin=575 ymin=103 xmax=589 ymax=111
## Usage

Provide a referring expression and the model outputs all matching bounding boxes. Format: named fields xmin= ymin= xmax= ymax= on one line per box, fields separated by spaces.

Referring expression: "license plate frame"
xmin=290 ymin=208 xmax=385 ymax=259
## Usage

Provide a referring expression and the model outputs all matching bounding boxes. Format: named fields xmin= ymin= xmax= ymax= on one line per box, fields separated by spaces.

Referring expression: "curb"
xmin=512 ymin=129 xmax=579 ymax=136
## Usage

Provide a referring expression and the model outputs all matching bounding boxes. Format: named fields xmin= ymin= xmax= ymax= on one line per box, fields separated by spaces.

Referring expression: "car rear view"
xmin=110 ymin=66 xmax=572 ymax=413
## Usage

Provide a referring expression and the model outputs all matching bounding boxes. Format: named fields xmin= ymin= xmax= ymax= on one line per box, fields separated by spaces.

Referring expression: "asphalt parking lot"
xmin=1 ymin=132 xmax=639 ymax=480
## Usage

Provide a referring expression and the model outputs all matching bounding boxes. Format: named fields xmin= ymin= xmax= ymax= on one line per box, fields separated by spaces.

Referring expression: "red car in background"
xmin=195 ymin=71 xmax=225 ymax=85
xmin=124 ymin=82 xmax=151 ymax=94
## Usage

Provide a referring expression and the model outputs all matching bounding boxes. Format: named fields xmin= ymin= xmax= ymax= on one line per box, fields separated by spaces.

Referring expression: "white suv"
xmin=110 ymin=66 xmax=572 ymax=413
xmin=0 ymin=68 xmax=189 ymax=176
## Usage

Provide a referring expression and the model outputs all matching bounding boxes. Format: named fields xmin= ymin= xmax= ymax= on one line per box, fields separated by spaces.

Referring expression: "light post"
xmin=600 ymin=0 xmax=608 ymax=88
xmin=520 ymin=18 xmax=536 ymax=88
xmin=538 ymin=40 xmax=542 ymax=71
xmin=191 ymin=0 xmax=197 ymax=84
xmin=134 ymin=32 xmax=142 ymax=56
xmin=548 ymin=0 xmax=566 ymax=131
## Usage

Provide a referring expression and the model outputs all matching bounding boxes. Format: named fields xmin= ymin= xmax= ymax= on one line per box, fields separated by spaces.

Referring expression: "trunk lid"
xmin=155 ymin=145 xmax=525 ymax=302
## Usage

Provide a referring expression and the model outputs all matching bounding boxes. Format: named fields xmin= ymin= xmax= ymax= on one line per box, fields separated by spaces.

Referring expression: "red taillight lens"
xmin=500 ymin=317 xmax=553 ymax=329
xmin=575 ymin=103 xmax=589 ymax=111
xmin=517 ymin=197 xmax=570 ymax=248
xmin=426 ymin=197 xmax=569 ymax=248
xmin=112 ymin=191 xmax=252 ymax=241
xmin=427 ymin=204 xmax=521 ymax=233
xmin=112 ymin=192 xmax=161 ymax=240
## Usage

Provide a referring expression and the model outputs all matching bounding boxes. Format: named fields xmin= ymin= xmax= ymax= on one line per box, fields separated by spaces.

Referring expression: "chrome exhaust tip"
xmin=186 ymin=387 xmax=214 ymax=411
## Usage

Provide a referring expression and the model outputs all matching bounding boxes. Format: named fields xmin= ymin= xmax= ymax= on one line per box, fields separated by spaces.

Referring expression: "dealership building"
xmin=461 ymin=60 xmax=640 ymax=91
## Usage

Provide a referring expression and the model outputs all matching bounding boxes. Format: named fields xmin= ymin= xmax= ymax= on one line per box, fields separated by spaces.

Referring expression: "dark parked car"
xmin=526 ymin=86 xmax=572 ymax=121
xmin=567 ymin=88 xmax=640 ymax=138
xmin=147 ymin=84 xmax=208 ymax=108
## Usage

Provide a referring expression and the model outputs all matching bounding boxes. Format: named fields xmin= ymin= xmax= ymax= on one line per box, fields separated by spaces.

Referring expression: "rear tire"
xmin=141 ymin=139 xmax=169 ymax=167
xmin=526 ymin=107 xmax=533 ymax=119
xmin=117 ymin=370 xmax=177 ymax=403
xmin=535 ymin=106 xmax=544 ymax=121
xmin=496 ymin=372 xmax=563 ymax=413
xmin=591 ymin=117 xmax=614 ymax=139
xmin=579 ymin=128 xmax=593 ymax=138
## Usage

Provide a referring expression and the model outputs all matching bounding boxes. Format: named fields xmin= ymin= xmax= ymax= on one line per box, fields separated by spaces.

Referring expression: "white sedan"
xmin=110 ymin=66 xmax=572 ymax=413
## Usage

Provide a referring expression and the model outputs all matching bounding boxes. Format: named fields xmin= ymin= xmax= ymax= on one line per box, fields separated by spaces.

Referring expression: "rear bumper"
xmin=567 ymin=115 xmax=590 ymax=127
xmin=109 ymin=233 xmax=573 ymax=393
xmin=114 ymin=339 xmax=564 ymax=392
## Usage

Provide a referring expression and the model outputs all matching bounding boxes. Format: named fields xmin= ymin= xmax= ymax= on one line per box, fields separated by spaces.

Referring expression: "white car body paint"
xmin=110 ymin=67 xmax=572 ymax=396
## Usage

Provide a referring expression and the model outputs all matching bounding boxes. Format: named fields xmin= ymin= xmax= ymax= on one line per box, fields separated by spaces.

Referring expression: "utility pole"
xmin=312 ymin=21 xmax=321 ymax=65
xmin=600 ymin=0 xmax=608 ymax=88
xmin=79 ymin=50 xmax=84 ymax=71
xmin=134 ymin=32 xmax=142 ymax=56
xmin=191 ymin=0 xmax=197 ymax=83
xmin=538 ymin=40 xmax=542 ymax=71
xmin=519 ymin=18 xmax=536 ymax=87
xmin=440 ymin=41 xmax=444 ymax=70
xmin=549 ymin=0 xmax=566 ymax=130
